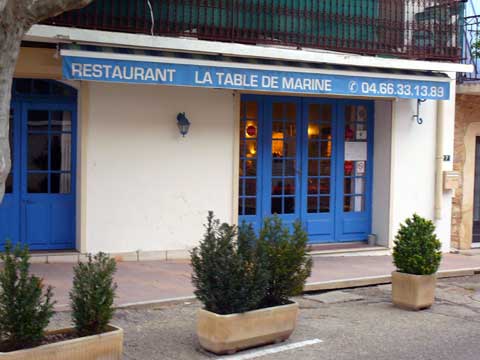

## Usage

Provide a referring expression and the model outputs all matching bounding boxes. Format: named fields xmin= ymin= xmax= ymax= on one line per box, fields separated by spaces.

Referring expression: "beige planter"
xmin=0 ymin=325 xmax=123 ymax=360
xmin=392 ymin=271 xmax=436 ymax=310
xmin=197 ymin=302 xmax=298 ymax=355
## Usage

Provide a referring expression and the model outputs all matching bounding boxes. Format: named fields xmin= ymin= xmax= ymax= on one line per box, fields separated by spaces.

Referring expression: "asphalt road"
xmin=51 ymin=274 xmax=480 ymax=360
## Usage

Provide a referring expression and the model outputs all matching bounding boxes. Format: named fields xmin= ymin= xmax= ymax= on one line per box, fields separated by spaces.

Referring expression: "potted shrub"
xmin=392 ymin=214 xmax=442 ymax=310
xmin=0 ymin=243 xmax=123 ymax=359
xmin=192 ymin=212 xmax=312 ymax=355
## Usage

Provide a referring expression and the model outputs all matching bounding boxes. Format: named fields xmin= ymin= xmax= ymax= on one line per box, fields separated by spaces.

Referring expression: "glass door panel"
xmin=239 ymin=100 xmax=260 ymax=218
xmin=301 ymin=101 xmax=336 ymax=242
xmin=270 ymin=102 xmax=297 ymax=215
xmin=343 ymin=105 xmax=368 ymax=213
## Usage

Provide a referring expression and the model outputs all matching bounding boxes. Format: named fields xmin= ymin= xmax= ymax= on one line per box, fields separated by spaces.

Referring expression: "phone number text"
xmin=358 ymin=82 xmax=446 ymax=98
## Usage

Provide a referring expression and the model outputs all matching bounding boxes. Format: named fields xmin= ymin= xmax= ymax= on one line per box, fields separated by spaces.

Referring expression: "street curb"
xmin=53 ymin=295 xmax=198 ymax=312
xmin=304 ymin=267 xmax=480 ymax=292
xmin=117 ymin=296 xmax=197 ymax=309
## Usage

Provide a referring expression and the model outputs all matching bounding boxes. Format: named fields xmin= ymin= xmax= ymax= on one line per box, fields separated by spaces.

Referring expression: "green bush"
xmin=191 ymin=212 xmax=312 ymax=314
xmin=258 ymin=216 xmax=313 ymax=307
xmin=393 ymin=214 xmax=442 ymax=275
xmin=70 ymin=253 xmax=117 ymax=336
xmin=0 ymin=241 xmax=55 ymax=351
xmin=191 ymin=212 xmax=269 ymax=315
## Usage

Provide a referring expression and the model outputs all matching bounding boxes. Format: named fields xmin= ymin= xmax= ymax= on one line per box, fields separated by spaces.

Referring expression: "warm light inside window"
xmin=308 ymin=124 xmax=319 ymax=137
xmin=272 ymin=132 xmax=284 ymax=156
xmin=245 ymin=121 xmax=257 ymax=138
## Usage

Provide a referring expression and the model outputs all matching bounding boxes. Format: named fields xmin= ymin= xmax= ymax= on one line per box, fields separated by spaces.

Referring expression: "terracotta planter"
xmin=392 ymin=271 xmax=436 ymax=310
xmin=0 ymin=325 xmax=123 ymax=360
xmin=197 ymin=302 xmax=298 ymax=355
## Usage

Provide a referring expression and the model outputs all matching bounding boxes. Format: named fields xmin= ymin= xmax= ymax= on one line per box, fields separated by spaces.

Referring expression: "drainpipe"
xmin=435 ymin=100 xmax=445 ymax=220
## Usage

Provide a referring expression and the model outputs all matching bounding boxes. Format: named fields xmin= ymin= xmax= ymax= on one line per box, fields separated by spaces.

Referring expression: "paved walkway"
xmin=30 ymin=253 xmax=480 ymax=310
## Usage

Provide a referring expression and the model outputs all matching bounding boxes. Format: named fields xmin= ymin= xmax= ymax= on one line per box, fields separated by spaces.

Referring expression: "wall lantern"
xmin=176 ymin=112 xmax=191 ymax=137
xmin=412 ymin=99 xmax=426 ymax=125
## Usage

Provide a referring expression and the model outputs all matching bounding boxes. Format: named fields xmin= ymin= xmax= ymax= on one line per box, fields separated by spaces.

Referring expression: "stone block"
xmin=304 ymin=291 xmax=364 ymax=304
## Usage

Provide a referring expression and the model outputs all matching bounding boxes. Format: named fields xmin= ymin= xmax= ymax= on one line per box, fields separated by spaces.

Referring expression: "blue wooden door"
xmin=20 ymin=102 xmax=77 ymax=250
xmin=0 ymin=103 xmax=21 ymax=248
xmin=238 ymin=95 xmax=373 ymax=243
xmin=262 ymin=97 xmax=302 ymax=229
xmin=334 ymin=101 xmax=374 ymax=241
xmin=0 ymin=80 xmax=77 ymax=251
xmin=300 ymin=100 xmax=337 ymax=242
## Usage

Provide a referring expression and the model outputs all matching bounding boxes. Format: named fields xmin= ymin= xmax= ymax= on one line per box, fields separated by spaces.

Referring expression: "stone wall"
xmin=452 ymin=94 xmax=480 ymax=249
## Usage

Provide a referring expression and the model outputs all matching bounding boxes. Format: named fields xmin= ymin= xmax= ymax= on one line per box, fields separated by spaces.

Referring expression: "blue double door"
xmin=239 ymin=95 xmax=373 ymax=243
xmin=0 ymin=80 xmax=77 ymax=250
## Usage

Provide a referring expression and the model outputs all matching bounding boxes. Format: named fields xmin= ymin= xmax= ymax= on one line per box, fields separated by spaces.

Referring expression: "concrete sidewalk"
xmin=30 ymin=253 xmax=480 ymax=310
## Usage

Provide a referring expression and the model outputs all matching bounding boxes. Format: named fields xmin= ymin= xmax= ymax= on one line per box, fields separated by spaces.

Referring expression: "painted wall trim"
xmin=372 ymin=100 xmax=393 ymax=248
xmin=388 ymin=100 xmax=398 ymax=249
xmin=435 ymin=100 xmax=445 ymax=220
xmin=78 ymin=81 xmax=89 ymax=253
xmin=27 ymin=24 xmax=473 ymax=74
xmin=232 ymin=92 xmax=240 ymax=225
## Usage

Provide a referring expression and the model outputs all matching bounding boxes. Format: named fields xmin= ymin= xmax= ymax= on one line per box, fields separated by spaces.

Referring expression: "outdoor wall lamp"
xmin=177 ymin=112 xmax=191 ymax=137
xmin=412 ymin=99 xmax=426 ymax=125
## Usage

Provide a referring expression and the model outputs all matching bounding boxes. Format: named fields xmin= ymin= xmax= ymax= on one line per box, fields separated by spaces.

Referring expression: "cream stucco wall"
xmin=389 ymin=87 xmax=455 ymax=252
xmin=82 ymin=86 xmax=455 ymax=253
xmin=83 ymin=83 xmax=235 ymax=253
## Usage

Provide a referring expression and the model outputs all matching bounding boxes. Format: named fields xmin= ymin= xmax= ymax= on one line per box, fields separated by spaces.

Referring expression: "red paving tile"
xmin=30 ymin=254 xmax=480 ymax=310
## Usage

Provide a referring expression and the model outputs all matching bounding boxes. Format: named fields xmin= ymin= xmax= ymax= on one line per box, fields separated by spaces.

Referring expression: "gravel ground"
xmin=50 ymin=274 xmax=480 ymax=360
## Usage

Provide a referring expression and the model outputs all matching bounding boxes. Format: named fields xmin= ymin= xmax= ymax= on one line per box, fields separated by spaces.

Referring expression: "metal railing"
xmin=42 ymin=0 xmax=465 ymax=62
xmin=459 ymin=5 xmax=480 ymax=82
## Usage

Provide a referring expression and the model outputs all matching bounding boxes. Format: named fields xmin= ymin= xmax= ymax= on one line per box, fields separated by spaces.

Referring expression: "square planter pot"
xmin=392 ymin=271 xmax=436 ymax=310
xmin=197 ymin=301 xmax=298 ymax=355
xmin=0 ymin=325 xmax=123 ymax=360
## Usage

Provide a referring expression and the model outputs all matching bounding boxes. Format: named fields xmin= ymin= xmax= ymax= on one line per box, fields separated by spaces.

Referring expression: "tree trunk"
xmin=0 ymin=0 xmax=94 ymax=204
xmin=0 ymin=15 xmax=24 ymax=203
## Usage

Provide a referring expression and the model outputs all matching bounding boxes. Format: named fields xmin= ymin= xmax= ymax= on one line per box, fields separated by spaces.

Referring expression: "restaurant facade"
xmin=0 ymin=0 xmax=472 ymax=257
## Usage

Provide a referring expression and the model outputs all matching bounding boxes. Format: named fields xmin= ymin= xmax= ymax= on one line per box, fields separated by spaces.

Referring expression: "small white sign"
xmin=345 ymin=142 xmax=367 ymax=161
xmin=356 ymin=130 xmax=367 ymax=140
xmin=356 ymin=161 xmax=366 ymax=175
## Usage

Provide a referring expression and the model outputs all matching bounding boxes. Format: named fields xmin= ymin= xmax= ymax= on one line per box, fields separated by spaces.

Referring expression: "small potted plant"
xmin=392 ymin=214 xmax=442 ymax=310
xmin=0 ymin=243 xmax=123 ymax=359
xmin=192 ymin=212 xmax=312 ymax=355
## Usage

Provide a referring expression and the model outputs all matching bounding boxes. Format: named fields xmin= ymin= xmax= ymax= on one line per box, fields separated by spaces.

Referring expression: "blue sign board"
xmin=63 ymin=55 xmax=450 ymax=100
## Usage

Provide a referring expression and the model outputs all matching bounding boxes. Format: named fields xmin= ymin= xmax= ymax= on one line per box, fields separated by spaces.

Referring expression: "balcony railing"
xmin=459 ymin=12 xmax=480 ymax=82
xmin=42 ymin=0 xmax=465 ymax=62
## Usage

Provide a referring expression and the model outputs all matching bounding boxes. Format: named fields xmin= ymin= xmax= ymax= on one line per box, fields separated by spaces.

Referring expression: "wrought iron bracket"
xmin=413 ymin=99 xmax=426 ymax=124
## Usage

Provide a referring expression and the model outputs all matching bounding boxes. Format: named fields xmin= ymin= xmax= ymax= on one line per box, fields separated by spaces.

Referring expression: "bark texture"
xmin=0 ymin=0 xmax=93 ymax=203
